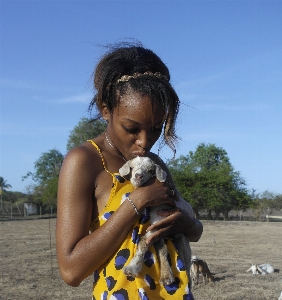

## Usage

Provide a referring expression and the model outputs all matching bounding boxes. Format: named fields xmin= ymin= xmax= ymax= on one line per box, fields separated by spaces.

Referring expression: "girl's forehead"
xmin=115 ymin=92 xmax=165 ymax=124
xmin=119 ymin=91 xmax=151 ymax=107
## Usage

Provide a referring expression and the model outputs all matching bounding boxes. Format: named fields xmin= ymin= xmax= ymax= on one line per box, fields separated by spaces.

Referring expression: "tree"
xmin=168 ymin=143 xmax=252 ymax=219
xmin=22 ymin=149 xmax=64 ymax=208
xmin=1 ymin=190 xmax=27 ymax=216
xmin=253 ymin=191 xmax=282 ymax=216
xmin=272 ymin=193 xmax=282 ymax=211
xmin=41 ymin=177 xmax=59 ymax=208
xmin=67 ymin=117 xmax=106 ymax=150
xmin=23 ymin=149 xmax=64 ymax=183
xmin=24 ymin=184 xmax=45 ymax=215
xmin=0 ymin=177 xmax=12 ymax=213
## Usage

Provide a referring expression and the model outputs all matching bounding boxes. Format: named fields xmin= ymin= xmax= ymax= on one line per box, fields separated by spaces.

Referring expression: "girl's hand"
xmin=145 ymin=208 xmax=203 ymax=245
xmin=129 ymin=177 xmax=176 ymax=211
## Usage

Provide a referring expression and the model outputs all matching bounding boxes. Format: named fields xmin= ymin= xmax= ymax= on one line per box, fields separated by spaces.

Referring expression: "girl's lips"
xmin=133 ymin=152 xmax=146 ymax=157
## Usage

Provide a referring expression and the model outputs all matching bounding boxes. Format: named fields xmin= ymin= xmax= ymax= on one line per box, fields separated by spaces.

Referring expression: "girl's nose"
xmin=136 ymin=131 xmax=151 ymax=149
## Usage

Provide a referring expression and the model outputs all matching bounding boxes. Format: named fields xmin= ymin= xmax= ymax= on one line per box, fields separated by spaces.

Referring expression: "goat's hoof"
xmin=123 ymin=266 xmax=138 ymax=278
xmin=160 ymin=275 xmax=175 ymax=286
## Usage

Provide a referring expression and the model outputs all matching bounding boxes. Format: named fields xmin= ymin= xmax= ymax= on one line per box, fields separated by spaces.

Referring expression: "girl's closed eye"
xmin=122 ymin=125 xmax=140 ymax=134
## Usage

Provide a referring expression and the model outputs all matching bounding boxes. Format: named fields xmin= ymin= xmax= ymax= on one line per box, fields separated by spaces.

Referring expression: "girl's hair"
xmin=89 ymin=43 xmax=180 ymax=155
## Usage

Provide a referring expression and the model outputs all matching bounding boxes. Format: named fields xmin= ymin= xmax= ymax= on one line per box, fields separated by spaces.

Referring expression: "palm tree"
xmin=0 ymin=177 xmax=12 ymax=213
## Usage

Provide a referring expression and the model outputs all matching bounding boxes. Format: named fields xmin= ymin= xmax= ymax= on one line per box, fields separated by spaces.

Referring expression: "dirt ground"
xmin=1 ymin=219 xmax=281 ymax=300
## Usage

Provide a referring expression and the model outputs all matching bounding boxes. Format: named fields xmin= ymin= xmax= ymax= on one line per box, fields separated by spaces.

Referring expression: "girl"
xmin=56 ymin=44 xmax=203 ymax=299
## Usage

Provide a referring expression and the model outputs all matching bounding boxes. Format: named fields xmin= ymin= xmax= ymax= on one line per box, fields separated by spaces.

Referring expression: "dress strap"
xmin=87 ymin=140 xmax=112 ymax=175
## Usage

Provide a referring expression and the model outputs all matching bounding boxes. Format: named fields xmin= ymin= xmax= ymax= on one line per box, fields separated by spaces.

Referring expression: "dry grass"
xmin=190 ymin=221 xmax=282 ymax=300
xmin=1 ymin=219 xmax=282 ymax=299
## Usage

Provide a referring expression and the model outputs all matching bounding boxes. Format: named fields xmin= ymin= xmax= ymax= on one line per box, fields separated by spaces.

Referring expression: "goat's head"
xmin=247 ymin=264 xmax=260 ymax=274
xmin=119 ymin=156 xmax=167 ymax=188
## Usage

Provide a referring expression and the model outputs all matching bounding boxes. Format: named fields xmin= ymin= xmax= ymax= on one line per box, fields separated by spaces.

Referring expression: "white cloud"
xmin=55 ymin=92 xmax=92 ymax=104
xmin=0 ymin=79 xmax=44 ymax=90
xmin=175 ymin=71 xmax=226 ymax=90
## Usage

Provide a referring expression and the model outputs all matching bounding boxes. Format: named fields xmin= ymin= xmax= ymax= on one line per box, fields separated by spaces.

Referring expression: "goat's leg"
xmin=154 ymin=239 xmax=175 ymax=286
xmin=202 ymin=272 xmax=207 ymax=284
xmin=195 ymin=266 xmax=199 ymax=285
xmin=207 ymin=274 xmax=214 ymax=282
xmin=190 ymin=266 xmax=196 ymax=288
xmin=123 ymin=236 xmax=148 ymax=277
xmin=196 ymin=272 xmax=200 ymax=285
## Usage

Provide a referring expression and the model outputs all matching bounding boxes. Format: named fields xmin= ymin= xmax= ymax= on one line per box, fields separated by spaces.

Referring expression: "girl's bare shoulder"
xmin=61 ymin=139 xmax=104 ymax=179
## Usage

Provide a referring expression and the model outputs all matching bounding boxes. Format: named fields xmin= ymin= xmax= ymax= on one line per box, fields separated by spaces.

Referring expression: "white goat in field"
xmin=246 ymin=263 xmax=274 ymax=275
xmin=119 ymin=156 xmax=194 ymax=286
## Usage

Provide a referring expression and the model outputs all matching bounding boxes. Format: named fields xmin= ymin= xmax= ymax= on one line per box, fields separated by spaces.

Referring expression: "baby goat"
xmin=119 ymin=156 xmax=194 ymax=286
xmin=190 ymin=256 xmax=214 ymax=286
xmin=247 ymin=263 xmax=274 ymax=275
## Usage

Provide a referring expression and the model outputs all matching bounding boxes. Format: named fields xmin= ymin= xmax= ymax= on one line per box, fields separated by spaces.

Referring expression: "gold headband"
xmin=117 ymin=71 xmax=168 ymax=83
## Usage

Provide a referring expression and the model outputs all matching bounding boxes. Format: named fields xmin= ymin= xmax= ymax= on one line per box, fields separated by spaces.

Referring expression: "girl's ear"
xmin=101 ymin=103 xmax=110 ymax=122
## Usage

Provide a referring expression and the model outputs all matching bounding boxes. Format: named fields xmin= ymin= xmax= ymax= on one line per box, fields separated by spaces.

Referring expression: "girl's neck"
xmin=104 ymin=132 xmax=127 ymax=162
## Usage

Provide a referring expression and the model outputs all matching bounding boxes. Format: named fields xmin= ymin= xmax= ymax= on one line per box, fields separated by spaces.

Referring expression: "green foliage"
xmin=24 ymin=184 xmax=54 ymax=214
xmin=168 ymin=143 xmax=252 ymax=219
xmin=22 ymin=149 xmax=64 ymax=208
xmin=67 ymin=117 xmax=106 ymax=150
xmin=0 ymin=176 xmax=12 ymax=213
xmin=2 ymin=191 xmax=19 ymax=203
xmin=252 ymin=190 xmax=282 ymax=216
xmin=22 ymin=149 xmax=64 ymax=183
xmin=41 ymin=177 xmax=59 ymax=208
xmin=21 ymin=117 xmax=106 ymax=209
xmin=188 ymin=143 xmax=231 ymax=172
xmin=0 ymin=176 xmax=12 ymax=195
xmin=271 ymin=194 xmax=282 ymax=211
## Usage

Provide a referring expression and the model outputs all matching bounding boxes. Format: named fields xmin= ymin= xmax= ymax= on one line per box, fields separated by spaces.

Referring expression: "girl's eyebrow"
xmin=122 ymin=118 xmax=140 ymax=125
xmin=122 ymin=118 xmax=164 ymax=126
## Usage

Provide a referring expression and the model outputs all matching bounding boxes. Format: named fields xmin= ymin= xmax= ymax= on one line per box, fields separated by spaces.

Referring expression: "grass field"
xmin=1 ymin=219 xmax=281 ymax=299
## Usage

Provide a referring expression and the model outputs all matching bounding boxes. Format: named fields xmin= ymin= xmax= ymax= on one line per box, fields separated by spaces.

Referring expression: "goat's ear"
xmin=119 ymin=161 xmax=132 ymax=176
xmin=155 ymin=164 xmax=167 ymax=182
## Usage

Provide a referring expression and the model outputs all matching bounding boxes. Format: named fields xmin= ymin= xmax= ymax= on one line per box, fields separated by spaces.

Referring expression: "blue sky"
xmin=1 ymin=0 xmax=281 ymax=194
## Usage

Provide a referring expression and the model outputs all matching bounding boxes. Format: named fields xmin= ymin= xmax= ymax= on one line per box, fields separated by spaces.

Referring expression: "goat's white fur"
xmin=119 ymin=156 xmax=193 ymax=286
xmin=246 ymin=263 xmax=274 ymax=275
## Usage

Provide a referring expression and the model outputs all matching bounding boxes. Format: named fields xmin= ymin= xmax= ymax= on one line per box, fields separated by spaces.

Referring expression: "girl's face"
xmin=103 ymin=91 xmax=165 ymax=160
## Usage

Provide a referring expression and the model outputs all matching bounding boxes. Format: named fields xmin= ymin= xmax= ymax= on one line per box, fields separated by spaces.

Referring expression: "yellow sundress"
xmin=89 ymin=141 xmax=194 ymax=300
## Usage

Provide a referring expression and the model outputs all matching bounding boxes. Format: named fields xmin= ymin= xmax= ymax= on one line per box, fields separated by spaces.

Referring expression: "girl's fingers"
xmin=164 ymin=181 xmax=176 ymax=198
xmin=146 ymin=209 xmax=180 ymax=232
xmin=156 ymin=207 xmax=179 ymax=217
xmin=146 ymin=227 xmax=171 ymax=246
